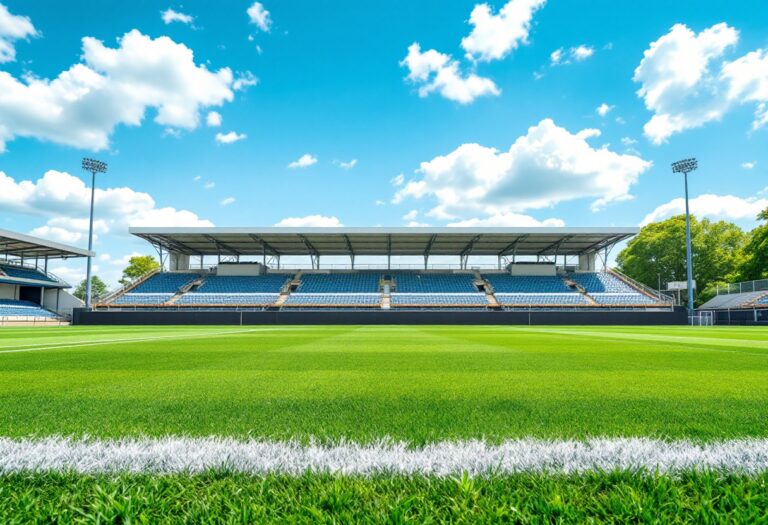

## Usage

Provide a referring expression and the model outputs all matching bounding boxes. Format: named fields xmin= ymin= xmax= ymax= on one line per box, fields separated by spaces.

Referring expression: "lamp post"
xmin=82 ymin=158 xmax=108 ymax=308
xmin=671 ymin=157 xmax=697 ymax=318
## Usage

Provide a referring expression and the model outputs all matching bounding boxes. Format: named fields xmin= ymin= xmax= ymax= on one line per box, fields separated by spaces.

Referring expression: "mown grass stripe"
xmin=2 ymin=437 xmax=768 ymax=475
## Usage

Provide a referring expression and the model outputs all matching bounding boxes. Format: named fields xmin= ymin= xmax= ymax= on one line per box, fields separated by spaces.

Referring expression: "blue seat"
xmin=112 ymin=294 xmax=174 ymax=305
xmin=495 ymin=294 xmax=589 ymax=305
xmin=589 ymin=293 xmax=658 ymax=305
xmin=297 ymin=274 xmax=380 ymax=293
xmin=0 ymin=264 xmax=55 ymax=283
xmin=196 ymin=275 xmax=288 ymax=294
xmin=131 ymin=273 xmax=200 ymax=293
xmin=484 ymin=274 xmax=574 ymax=293
xmin=178 ymin=293 xmax=278 ymax=305
xmin=568 ymin=272 xmax=637 ymax=293
xmin=0 ymin=299 xmax=57 ymax=318
xmin=390 ymin=293 xmax=487 ymax=306
xmin=392 ymin=273 xmax=477 ymax=293
xmin=283 ymin=294 xmax=380 ymax=306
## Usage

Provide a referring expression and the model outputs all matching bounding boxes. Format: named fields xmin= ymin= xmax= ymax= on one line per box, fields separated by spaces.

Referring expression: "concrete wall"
xmin=509 ymin=264 xmax=556 ymax=276
xmin=0 ymin=284 xmax=17 ymax=300
xmin=43 ymin=289 xmax=83 ymax=316
xmin=217 ymin=263 xmax=265 ymax=276
xmin=74 ymin=308 xmax=687 ymax=326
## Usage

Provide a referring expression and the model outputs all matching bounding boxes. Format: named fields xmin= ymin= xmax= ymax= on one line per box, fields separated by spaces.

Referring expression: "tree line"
xmin=617 ymin=208 xmax=768 ymax=306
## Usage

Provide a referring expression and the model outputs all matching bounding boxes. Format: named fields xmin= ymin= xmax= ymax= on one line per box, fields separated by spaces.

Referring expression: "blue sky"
xmin=0 ymin=0 xmax=766 ymax=285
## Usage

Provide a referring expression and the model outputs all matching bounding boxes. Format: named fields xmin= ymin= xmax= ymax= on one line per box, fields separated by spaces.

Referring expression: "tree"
xmin=73 ymin=275 xmax=108 ymax=301
xmin=616 ymin=215 xmax=747 ymax=307
xmin=736 ymin=207 xmax=768 ymax=281
xmin=120 ymin=255 xmax=160 ymax=285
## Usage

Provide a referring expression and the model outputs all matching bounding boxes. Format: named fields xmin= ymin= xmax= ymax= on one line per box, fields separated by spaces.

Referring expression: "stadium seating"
xmin=589 ymin=293 xmax=659 ymax=305
xmin=0 ymin=299 xmax=58 ymax=318
xmin=484 ymin=274 xmax=575 ymax=293
xmin=112 ymin=294 xmax=174 ymax=305
xmin=297 ymin=273 xmax=380 ymax=293
xmin=568 ymin=272 xmax=636 ymax=293
xmin=758 ymin=295 xmax=768 ymax=305
xmin=495 ymin=294 xmax=589 ymax=306
xmin=195 ymin=275 xmax=288 ymax=294
xmin=392 ymin=273 xmax=477 ymax=293
xmin=178 ymin=293 xmax=279 ymax=305
xmin=390 ymin=293 xmax=488 ymax=306
xmin=0 ymin=264 xmax=55 ymax=283
xmin=130 ymin=273 xmax=201 ymax=293
xmin=283 ymin=294 xmax=380 ymax=306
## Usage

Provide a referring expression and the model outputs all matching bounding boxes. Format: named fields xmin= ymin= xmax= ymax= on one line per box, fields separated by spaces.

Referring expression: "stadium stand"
xmin=484 ymin=274 xmax=575 ymax=293
xmin=130 ymin=273 xmax=201 ymax=293
xmin=0 ymin=263 xmax=56 ymax=283
xmin=283 ymin=294 xmax=380 ymax=306
xmin=756 ymin=295 xmax=768 ymax=305
xmin=0 ymin=299 xmax=58 ymax=318
xmin=589 ymin=293 xmax=658 ymax=305
xmin=495 ymin=294 xmax=589 ymax=306
xmin=112 ymin=294 xmax=174 ymax=305
xmin=392 ymin=273 xmax=477 ymax=293
xmin=296 ymin=273 xmax=380 ymax=293
xmin=195 ymin=275 xmax=287 ymax=294
xmin=178 ymin=293 xmax=279 ymax=305
xmin=390 ymin=293 xmax=488 ymax=306
xmin=568 ymin=272 xmax=637 ymax=293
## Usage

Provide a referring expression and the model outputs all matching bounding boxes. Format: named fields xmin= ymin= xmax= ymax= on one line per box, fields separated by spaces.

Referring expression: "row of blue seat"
xmin=391 ymin=293 xmax=488 ymax=305
xmin=284 ymin=294 xmax=380 ymax=306
xmin=495 ymin=294 xmax=589 ymax=305
xmin=0 ymin=299 xmax=58 ymax=318
xmin=178 ymin=293 xmax=279 ymax=305
xmin=0 ymin=264 xmax=56 ymax=283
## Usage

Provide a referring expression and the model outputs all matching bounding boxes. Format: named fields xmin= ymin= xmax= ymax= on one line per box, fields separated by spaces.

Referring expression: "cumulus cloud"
xmin=550 ymin=45 xmax=594 ymax=66
xmin=247 ymin=2 xmax=271 ymax=32
xmin=0 ymin=2 xmax=37 ymax=63
xmin=596 ymin=103 xmax=613 ymax=117
xmin=741 ymin=161 xmax=755 ymax=169
xmin=635 ymin=23 xmax=768 ymax=143
xmin=215 ymin=131 xmax=246 ymax=144
xmin=393 ymin=118 xmax=651 ymax=220
xmin=288 ymin=153 xmax=318 ymax=168
xmin=161 ymin=8 xmax=193 ymax=25
xmin=0 ymin=170 xmax=213 ymax=243
xmin=0 ymin=29 xmax=235 ymax=152
xmin=220 ymin=197 xmax=235 ymax=206
xmin=232 ymin=71 xmax=258 ymax=91
xmin=461 ymin=0 xmax=546 ymax=62
xmin=401 ymin=43 xmax=499 ymax=104
xmin=206 ymin=111 xmax=222 ymax=127
xmin=274 ymin=215 xmax=343 ymax=227
xmin=641 ymin=193 xmax=768 ymax=225
xmin=447 ymin=212 xmax=565 ymax=227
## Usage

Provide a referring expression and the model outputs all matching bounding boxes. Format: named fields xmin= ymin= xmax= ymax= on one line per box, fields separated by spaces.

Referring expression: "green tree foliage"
xmin=736 ymin=208 xmax=768 ymax=281
xmin=73 ymin=276 xmax=108 ymax=301
xmin=616 ymin=215 xmax=747 ymax=306
xmin=120 ymin=255 xmax=160 ymax=285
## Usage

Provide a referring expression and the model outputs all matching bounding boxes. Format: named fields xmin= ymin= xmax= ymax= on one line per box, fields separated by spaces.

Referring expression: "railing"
xmin=98 ymin=268 xmax=161 ymax=304
xmin=716 ymin=279 xmax=768 ymax=296
xmin=609 ymin=268 xmax=675 ymax=305
xmin=0 ymin=260 xmax=68 ymax=286
xmin=277 ymin=264 xmax=503 ymax=270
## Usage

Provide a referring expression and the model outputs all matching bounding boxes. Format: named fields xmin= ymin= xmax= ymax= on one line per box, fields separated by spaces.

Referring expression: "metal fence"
xmin=716 ymin=279 xmax=768 ymax=296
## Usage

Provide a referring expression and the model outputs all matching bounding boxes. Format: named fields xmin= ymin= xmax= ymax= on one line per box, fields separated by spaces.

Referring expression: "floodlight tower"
xmin=82 ymin=158 xmax=108 ymax=308
xmin=671 ymin=158 xmax=698 ymax=318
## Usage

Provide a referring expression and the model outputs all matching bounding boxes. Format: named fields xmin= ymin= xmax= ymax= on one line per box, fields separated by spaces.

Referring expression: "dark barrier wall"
xmin=703 ymin=308 xmax=768 ymax=326
xmin=73 ymin=308 xmax=687 ymax=326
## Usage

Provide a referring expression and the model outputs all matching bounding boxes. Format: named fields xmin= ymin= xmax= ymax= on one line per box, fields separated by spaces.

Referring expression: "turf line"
xmin=0 ymin=328 xmax=276 ymax=354
xmin=1 ymin=437 xmax=767 ymax=475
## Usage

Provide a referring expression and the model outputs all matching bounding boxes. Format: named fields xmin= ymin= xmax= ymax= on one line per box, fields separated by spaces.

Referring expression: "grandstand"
xmin=81 ymin=227 xmax=681 ymax=324
xmin=698 ymin=278 xmax=768 ymax=325
xmin=0 ymin=229 xmax=92 ymax=324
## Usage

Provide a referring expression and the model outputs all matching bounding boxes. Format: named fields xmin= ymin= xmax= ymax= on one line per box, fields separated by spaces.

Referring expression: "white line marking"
xmin=0 ymin=329 xmax=275 ymax=354
xmin=1 ymin=437 xmax=767 ymax=475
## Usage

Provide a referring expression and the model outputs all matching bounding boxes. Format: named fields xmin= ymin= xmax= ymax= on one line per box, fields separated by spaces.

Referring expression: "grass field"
xmin=1 ymin=324 xmax=767 ymax=521
xmin=0 ymin=325 xmax=767 ymax=441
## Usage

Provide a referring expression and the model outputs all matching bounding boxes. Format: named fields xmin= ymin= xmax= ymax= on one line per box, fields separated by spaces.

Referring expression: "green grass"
xmin=1 ymin=471 xmax=766 ymax=523
xmin=1 ymin=325 xmax=767 ymax=442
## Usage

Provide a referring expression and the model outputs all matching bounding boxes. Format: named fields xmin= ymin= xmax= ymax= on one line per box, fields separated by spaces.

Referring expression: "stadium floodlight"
xmin=82 ymin=158 xmax=108 ymax=309
xmin=671 ymin=158 xmax=697 ymax=319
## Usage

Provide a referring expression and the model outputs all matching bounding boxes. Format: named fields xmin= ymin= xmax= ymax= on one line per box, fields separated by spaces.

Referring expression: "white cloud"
xmin=375 ymin=200 xmax=386 ymax=206
xmin=334 ymin=159 xmax=357 ymax=169
xmin=393 ymin=118 xmax=651 ymax=219
xmin=391 ymin=173 xmax=405 ymax=187
xmin=0 ymin=170 xmax=212 ymax=243
xmin=596 ymin=103 xmax=613 ymax=117
xmin=405 ymin=221 xmax=431 ymax=227
xmin=642 ymin=193 xmax=768 ymax=225
xmin=0 ymin=2 xmax=37 ymax=63
xmin=274 ymin=215 xmax=343 ymax=227
xmin=401 ymin=43 xmax=499 ymax=104
xmin=193 ymin=175 xmax=202 ymax=181
xmin=0 ymin=29 xmax=235 ymax=152
xmin=621 ymin=137 xmax=637 ymax=146
xmin=247 ymin=2 xmax=271 ymax=32
xmin=634 ymin=23 xmax=768 ymax=143
xmin=403 ymin=210 xmax=419 ymax=221
xmin=571 ymin=45 xmax=594 ymax=61
xmin=204 ymin=181 xmax=215 ymax=189
xmin=460 ymin=0 xmax=546 ymax=62
xmin=220 ymin=197 xmax=235 ymax=206
xmin=741 ymin=161 xmax=756 ymax=169
xmin=232 ymin=71 xmax=258 ymax=91
xmin=206 ymin=111 xmax=222 ymax=127
xmin=161 ymin=8 xmax=193 ymax=25
xmin=215 ymin=131 xmax=246 ymax=144
xmin=447 ymin=212 xmax=565 ymax=227
xmin=551 ymin=45 xmax=594 ymax=66
xmin=288 ymin=153 xmax=318 ymax=168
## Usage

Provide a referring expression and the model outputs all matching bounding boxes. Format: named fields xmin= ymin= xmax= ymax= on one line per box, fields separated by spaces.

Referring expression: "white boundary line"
xmin=0 ymin=328 xmax=275 ymax=354
xmin=1 ymin=437 xmax=767 ymax=475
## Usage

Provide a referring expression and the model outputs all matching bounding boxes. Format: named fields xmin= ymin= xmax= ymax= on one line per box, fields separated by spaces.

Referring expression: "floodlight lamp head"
xmin=82 ymin=157 xmax=108 ymax=174
xmin=671 ymin=158 xmax=698 ymax=174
